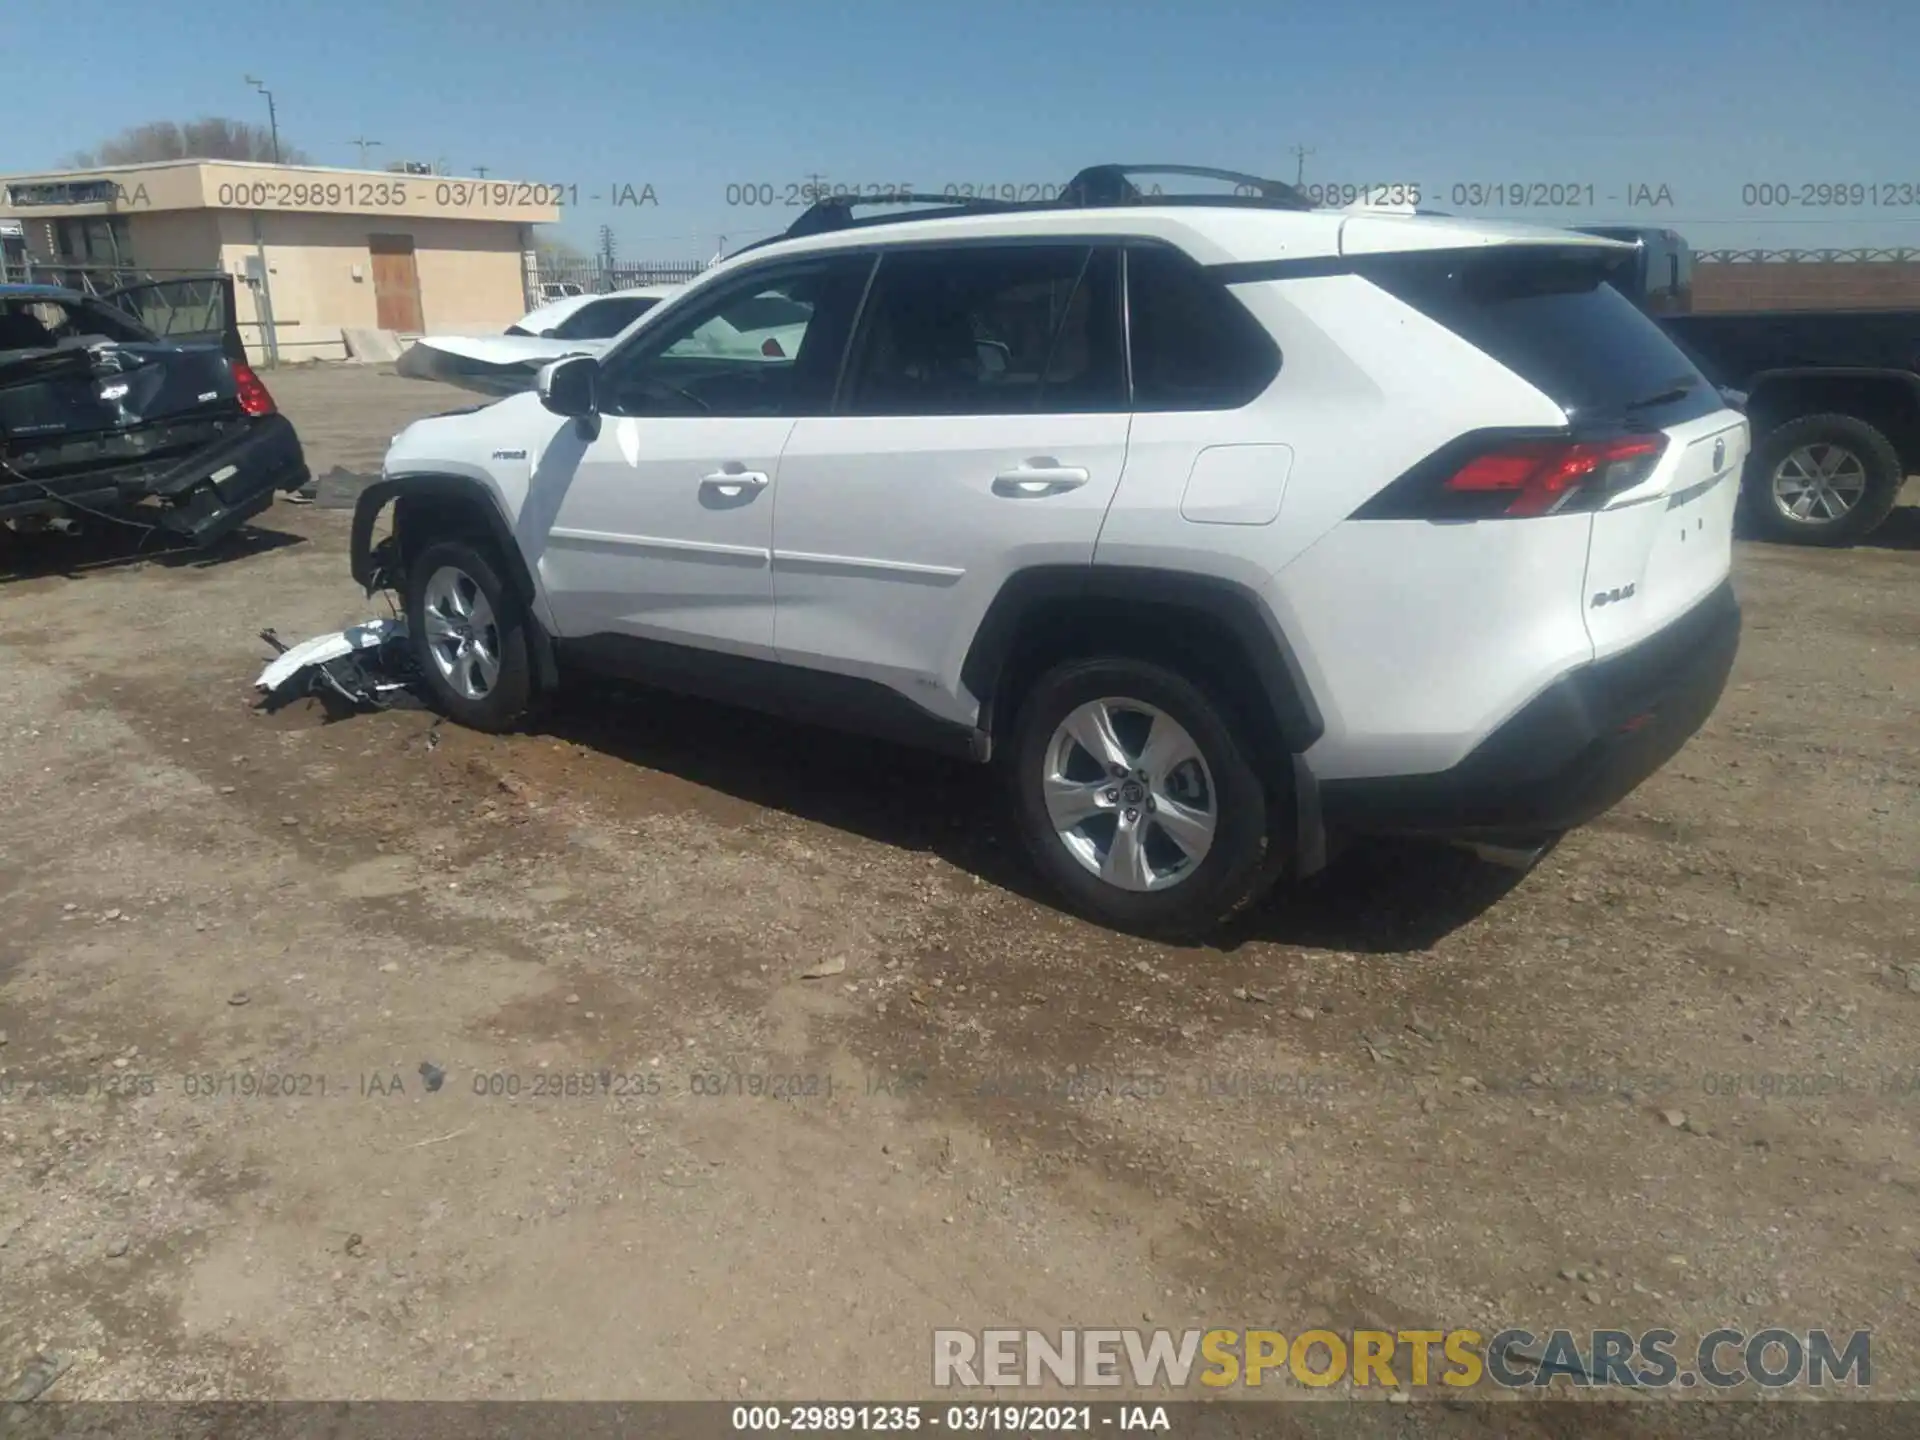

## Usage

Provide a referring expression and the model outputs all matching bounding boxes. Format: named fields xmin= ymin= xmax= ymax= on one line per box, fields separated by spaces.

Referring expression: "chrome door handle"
xmin=992 ymin=464 xmax=1090 ymax=497
xmin=700 ymin=469 xmax=770 ymax=498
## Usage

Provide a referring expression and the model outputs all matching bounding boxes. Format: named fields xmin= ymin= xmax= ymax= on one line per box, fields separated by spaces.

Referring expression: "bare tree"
xmin=65 ymin=118 xmax=311 ymax=168
xmin=533 ymin=228 xmax=589 ymax=267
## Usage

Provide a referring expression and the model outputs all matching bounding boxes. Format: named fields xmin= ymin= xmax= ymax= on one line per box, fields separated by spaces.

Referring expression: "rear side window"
xmin=1366 ymin=248 xmax=1717 ymax=426
xmin=1125 ymin=245 xmax=1280 ymax=410
xmin=842 ymin=244 xmax=1124 ymax=415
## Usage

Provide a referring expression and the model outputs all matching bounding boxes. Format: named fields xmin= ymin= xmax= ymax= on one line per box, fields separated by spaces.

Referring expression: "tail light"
xmin=1444 ymin=435 xmax=1666 ymax=517
xmin=761 ymin=337 xmax=786 ymax=358
xmin=1358 ymin=431 xmax=1668 ymax=520
xmin=232 ymin=362 xmax=277 ymax=417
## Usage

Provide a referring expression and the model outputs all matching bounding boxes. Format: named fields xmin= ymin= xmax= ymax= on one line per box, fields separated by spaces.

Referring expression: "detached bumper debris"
xmin=254 ymin=619 xmax=425 ymax=714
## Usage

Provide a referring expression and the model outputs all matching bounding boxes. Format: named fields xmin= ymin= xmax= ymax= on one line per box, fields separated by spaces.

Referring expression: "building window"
xmin=53 ymin=216 xmax=133 ymax=266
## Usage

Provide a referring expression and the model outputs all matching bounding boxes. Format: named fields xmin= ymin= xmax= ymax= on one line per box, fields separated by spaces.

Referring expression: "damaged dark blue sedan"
xmin=0 ymin=274 xmax=309 ymax=547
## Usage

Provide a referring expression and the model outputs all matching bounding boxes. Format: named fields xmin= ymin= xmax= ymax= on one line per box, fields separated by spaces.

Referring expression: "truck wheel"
xmin=406 ymin=539 xmax=532 ymax=732
xmin=1744 ymin=413 xmax=1904 ymax=547
xmin=1005 ymin=657 xmax=1277 ymax=938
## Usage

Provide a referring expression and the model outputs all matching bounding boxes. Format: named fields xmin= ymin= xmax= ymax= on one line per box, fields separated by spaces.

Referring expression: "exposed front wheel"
xmin=1006 ymin=657 xmax=1276 ymax=937
xmin=406 ymin=539 xmax=532 ymax=732
xmin=1744 ymin=413 xmax=1904 ymax=547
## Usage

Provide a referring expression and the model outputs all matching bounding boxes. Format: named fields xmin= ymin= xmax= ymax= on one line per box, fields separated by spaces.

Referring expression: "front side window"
xmin=596 ymin=255 xmax=873 ymax=418
xmin=841 ymin=244 xmax=1123 ymax=416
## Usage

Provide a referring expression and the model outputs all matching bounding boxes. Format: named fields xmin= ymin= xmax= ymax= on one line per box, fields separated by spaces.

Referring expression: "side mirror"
xmin=538 ymin=355 xmax=598 ymax=417
xmin=976 ymin=339 xmax=1011 ymax=376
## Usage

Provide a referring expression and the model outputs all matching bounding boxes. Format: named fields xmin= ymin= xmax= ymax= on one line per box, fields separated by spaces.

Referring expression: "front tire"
xmin=1005 ymin=657 xmax=1275 ymax=937
xmin=406 ymin=538 xmax=532 ymax=732
xmin=1743 ymin=413 xmax=1904 ymax=547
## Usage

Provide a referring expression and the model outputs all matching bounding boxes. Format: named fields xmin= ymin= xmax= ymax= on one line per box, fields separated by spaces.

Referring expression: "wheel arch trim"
xmin=349 ymin=472 xmax=558 ymax=689
xmin=960 ymin=565 xmax=1326 ymax=755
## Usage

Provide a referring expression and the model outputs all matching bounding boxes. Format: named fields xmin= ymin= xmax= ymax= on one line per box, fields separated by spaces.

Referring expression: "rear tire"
xmin=1743 ymin=413 xmax=1903 ymax=547
xmin=1005 ymin=656 xmax=1276 ymax=938
xmin=405 ymin=538 xmax=532 ymax=732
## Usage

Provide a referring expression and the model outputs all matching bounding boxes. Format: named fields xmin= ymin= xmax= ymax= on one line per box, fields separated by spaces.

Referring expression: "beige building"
xmin=0 ymin=160 xmax=561 ymax=362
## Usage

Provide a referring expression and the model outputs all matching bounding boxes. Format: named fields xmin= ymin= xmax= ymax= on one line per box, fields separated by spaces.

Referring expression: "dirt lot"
xmin=2 ymin=363 xmax=1917 ymax=1413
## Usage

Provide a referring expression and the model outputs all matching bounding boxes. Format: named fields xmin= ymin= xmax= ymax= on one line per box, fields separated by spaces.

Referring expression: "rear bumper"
xmin=151 ymin=412 xmax=310 ymax=545
xmin=0 ymin=413 xmax=309 ymax=548
xmin=1320 ymin=579 xmax=1741 ymax=844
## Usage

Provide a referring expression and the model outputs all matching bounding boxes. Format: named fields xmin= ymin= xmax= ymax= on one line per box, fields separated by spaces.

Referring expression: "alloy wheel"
xmin=420 ymin=564 xmax=501 ymax=701
xmin=1771 ymin=444 xmax=1868 ymax=525
xmin=1041 ymin=697 xmax=1218 ymax=892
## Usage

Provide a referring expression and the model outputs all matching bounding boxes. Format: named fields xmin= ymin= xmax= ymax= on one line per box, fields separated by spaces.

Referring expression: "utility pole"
xmin=598 ymin=224 xmax=617 ymax=290
xmin=348 ymin=137 xmax=382 ymax=167
xmin=474 ymin=165 xmax=490 ymax=179
xmin=244 ymin=77 xmax=281 ymax=164
xmin=1289 ymin=144 xmax=1315 ymax=186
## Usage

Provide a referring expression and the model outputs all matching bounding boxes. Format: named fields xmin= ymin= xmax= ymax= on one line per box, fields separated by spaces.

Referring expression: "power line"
xmin=347 ymin=137 xmax=382 ymax=167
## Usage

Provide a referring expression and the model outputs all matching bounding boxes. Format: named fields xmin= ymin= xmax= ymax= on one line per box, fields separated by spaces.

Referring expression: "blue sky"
xmin=5 ymin=0 xmax=1918 ymax=258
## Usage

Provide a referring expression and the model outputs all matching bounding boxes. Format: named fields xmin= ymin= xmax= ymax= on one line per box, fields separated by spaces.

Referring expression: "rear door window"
xmin=841 ymin=244 xmax=1124 ymax=415
xmin=1366 ymin=248 xmax=1718 ymax=428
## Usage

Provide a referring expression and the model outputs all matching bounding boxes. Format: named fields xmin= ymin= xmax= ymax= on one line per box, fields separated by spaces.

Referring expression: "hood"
xmin=394 ymin=333 xmax=610 ymax=397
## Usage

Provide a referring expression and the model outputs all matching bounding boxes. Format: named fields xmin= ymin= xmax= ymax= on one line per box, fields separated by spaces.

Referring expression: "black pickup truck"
xmin=1581 ymin=226 xmax=1920 ymax=546
xmin=1 ymin=274 xmax=309 ymax=548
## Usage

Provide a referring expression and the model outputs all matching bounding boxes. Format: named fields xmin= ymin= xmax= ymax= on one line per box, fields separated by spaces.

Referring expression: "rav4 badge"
xmin=1591 ymin=583 xmax=1637 ymax=608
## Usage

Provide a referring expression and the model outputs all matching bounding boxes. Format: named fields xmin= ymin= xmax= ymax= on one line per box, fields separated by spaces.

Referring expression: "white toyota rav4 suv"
xmin=353 ymin=165 xmax=1746 ymax=935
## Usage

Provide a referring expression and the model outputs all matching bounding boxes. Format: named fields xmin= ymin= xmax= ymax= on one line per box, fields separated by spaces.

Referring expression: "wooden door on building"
xmin=368 ymin=233 xmax=424 ymax=332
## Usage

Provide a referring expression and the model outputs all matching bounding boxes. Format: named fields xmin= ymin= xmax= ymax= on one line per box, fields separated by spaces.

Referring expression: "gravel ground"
xmin=1 ymin=363 xmax=1916 ymax=1421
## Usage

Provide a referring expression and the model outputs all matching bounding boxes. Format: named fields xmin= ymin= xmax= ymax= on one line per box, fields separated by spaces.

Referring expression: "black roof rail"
xmin=789 ymin=192 xmax=1020 ymax=237
xmin=1063 ymin=164 xmax=1314 ymax=211
xmin=723 ymin=165 xmax=1317 ymax=261
xmin=726 ymin=192 xmax=1028 ymax=257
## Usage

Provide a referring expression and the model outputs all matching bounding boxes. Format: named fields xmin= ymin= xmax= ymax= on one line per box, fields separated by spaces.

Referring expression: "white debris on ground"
xmin=254 ymin=618 xmax=421 ymax=712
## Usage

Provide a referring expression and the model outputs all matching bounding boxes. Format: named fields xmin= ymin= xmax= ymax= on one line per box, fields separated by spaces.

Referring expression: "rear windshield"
xmin=1366 ymin=247 xmax=1717 ymax=427
xmin=550 ymin=295 xmax=663 ymax=340
xmin=0 ymin=295 xmax=150 ymax=349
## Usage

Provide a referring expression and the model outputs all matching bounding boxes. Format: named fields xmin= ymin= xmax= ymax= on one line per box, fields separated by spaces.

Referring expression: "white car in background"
xmin=395 ymin=285 xmax=683 ymax=395
xmin=508 ymin=286 xmax=680 ymax=340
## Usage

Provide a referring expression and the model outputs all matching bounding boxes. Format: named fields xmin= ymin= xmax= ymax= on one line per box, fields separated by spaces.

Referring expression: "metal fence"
xmin=3 ymin=260 xmax=205 ymax=295
xmin=1695 ymin=248 xmax=1920 ymax=263
xmin=530 ymin=260 xmax=713 ymax=298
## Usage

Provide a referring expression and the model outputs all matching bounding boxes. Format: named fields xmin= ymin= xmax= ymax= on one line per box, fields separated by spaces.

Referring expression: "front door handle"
xmin=700 ymin=468 xmax=771 ymax=499
xmin=992 ymin=462 xmax=1090 ymax=498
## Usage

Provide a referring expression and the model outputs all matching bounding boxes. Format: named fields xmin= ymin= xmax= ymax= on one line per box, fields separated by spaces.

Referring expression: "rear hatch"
xmin=1364 ymin=242 xmax=1743 ymax=659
